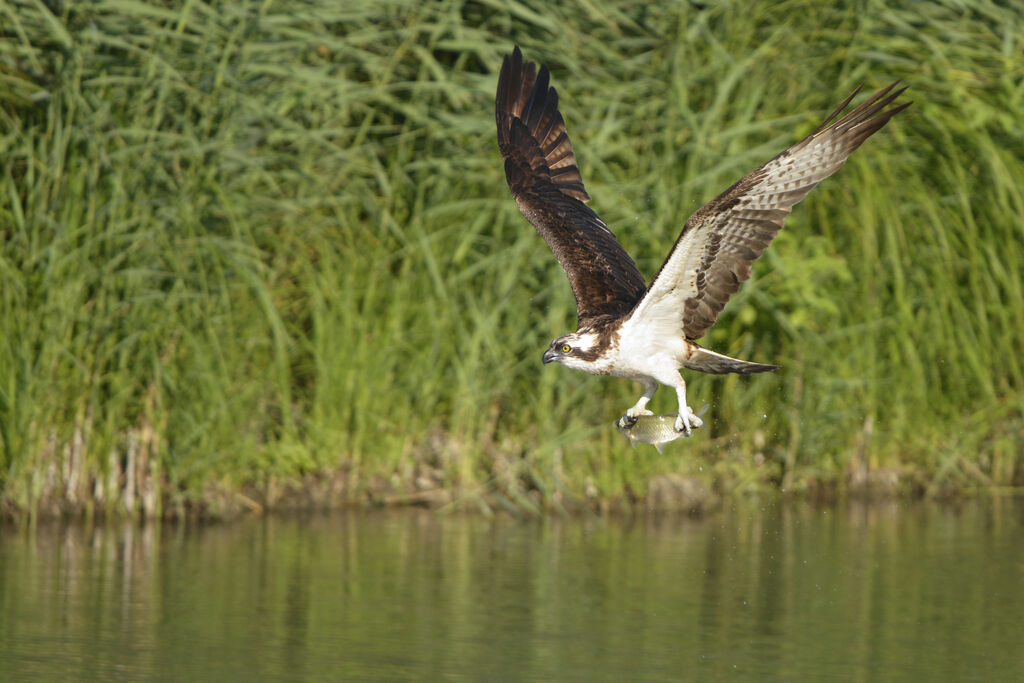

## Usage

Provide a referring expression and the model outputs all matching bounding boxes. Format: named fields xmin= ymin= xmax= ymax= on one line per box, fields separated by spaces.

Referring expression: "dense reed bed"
xmin=1 ymin=0 xmax=1022 ymax=517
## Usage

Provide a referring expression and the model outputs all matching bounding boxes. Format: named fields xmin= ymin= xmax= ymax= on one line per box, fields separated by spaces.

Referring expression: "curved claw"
xmin=674 ymin=414 xmax=692 ymax=436
xmin=617 ymin=414 xmax=639 ymax=429
xmin=674 ymin=406 xmax=705 ymax=436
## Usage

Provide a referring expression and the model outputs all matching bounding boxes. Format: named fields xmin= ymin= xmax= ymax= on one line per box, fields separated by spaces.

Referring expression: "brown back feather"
xmin=496 ymin=46 xmax=647 ymax=326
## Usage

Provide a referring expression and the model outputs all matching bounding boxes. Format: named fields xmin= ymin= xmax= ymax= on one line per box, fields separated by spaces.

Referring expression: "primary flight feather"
xmin=496 ymin=45 xmax=909 ymax=437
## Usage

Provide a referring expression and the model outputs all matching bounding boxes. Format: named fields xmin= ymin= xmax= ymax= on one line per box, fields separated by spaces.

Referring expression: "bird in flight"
xmin=495 ymin=46 xmax=908 ymax=436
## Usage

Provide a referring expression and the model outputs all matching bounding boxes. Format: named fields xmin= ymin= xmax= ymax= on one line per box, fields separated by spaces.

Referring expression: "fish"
xmin=615 ymin=405 xmax=710 ymax=452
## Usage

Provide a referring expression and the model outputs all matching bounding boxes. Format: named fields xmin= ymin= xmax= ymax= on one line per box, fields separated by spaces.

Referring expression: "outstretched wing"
xmin=496 ymin=46 xmax=647 ymax=326
xmin=631 ymin=82 xmax=910 ymax=340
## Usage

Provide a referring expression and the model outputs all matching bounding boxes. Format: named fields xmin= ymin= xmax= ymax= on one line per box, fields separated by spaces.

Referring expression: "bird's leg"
xmin=617 ymin=380 xmax=657 ymax=429
xmin=673 ymin=380 xmax=703 ymax=435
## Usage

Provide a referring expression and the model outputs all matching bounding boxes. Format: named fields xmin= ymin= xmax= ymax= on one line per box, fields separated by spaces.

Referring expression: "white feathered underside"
xmin=628 ymin=128 xmax=858 ymax=338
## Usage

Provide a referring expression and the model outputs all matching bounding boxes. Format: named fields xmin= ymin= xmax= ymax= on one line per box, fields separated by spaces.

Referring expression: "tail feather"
xmin=684 ymin=345 xmax=778 ymax=375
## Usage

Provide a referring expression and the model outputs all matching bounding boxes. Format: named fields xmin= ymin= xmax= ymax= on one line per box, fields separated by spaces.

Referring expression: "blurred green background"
xmin=1 ymin=0 xmax=1022 ymax=517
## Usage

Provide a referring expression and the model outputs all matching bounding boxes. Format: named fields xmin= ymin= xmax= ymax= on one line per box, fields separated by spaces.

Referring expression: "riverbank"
xmin=5 ymin=433 xmax=1013 ymax=522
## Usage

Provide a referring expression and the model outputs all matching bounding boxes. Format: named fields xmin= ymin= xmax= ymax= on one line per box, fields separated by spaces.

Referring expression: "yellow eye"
xmin=561 ymin=344 xmax=571 ymax=353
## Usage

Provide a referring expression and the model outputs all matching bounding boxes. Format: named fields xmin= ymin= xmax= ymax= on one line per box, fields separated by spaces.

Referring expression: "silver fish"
xmin=616 ymin=406 xmax=710 ymax=452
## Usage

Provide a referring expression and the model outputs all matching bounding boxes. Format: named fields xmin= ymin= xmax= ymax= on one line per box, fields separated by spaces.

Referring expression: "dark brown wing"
xmin=496 ymin=46 xmax=647 ymax=326
xmin=631 ymin=82 xmax=910 ymax=340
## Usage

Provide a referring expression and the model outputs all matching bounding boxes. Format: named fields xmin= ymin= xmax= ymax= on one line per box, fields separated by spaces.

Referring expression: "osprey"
xmin=495 ymin=46 xmax=908 ymax=436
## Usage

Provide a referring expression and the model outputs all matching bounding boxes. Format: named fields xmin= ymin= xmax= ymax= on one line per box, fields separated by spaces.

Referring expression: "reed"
xmin=1 ymin=0 xmax=1021 ymax=516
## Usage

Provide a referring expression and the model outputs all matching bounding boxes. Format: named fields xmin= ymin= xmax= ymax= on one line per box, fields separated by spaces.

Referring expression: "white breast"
xmin=609 ymin=315 xmax=692 ymax=381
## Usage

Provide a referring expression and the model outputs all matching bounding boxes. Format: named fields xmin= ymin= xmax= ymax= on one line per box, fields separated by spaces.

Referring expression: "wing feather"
xmin=496 ymin=46 xmax=647 ymax=326
xmin=632 ymin=82 xmax=910 ymax=340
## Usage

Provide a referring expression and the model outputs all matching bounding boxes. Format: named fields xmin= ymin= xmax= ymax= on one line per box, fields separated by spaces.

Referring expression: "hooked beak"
xmin=542 ymin=348 xmax=558 ymax=365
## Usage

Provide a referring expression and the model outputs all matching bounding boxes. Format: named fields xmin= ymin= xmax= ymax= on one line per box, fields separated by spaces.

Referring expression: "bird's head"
xmin=542 ymin=331 xmax=601 ymax=370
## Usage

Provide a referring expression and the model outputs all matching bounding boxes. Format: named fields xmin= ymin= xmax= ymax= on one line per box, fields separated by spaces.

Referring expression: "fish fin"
xmin=655 ymin=442 xmax=666 ymax=453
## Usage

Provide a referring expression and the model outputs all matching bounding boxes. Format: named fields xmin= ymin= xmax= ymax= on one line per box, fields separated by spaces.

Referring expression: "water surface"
xmin=2 ymin=501 xmax=1022 ymax=681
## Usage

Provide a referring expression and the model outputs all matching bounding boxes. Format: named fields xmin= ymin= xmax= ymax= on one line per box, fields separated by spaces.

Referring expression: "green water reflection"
xmin=2 ymin=501 xmax=1023 ymax=681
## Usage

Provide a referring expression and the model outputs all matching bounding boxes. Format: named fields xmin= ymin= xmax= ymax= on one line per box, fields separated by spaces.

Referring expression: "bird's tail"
xmin=683 ymin=345 xmax=778 ymax=375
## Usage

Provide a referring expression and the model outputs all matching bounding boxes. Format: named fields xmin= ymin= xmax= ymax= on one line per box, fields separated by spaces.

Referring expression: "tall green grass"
xmin=1 ymin=0 xmax=1022 ymax=516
